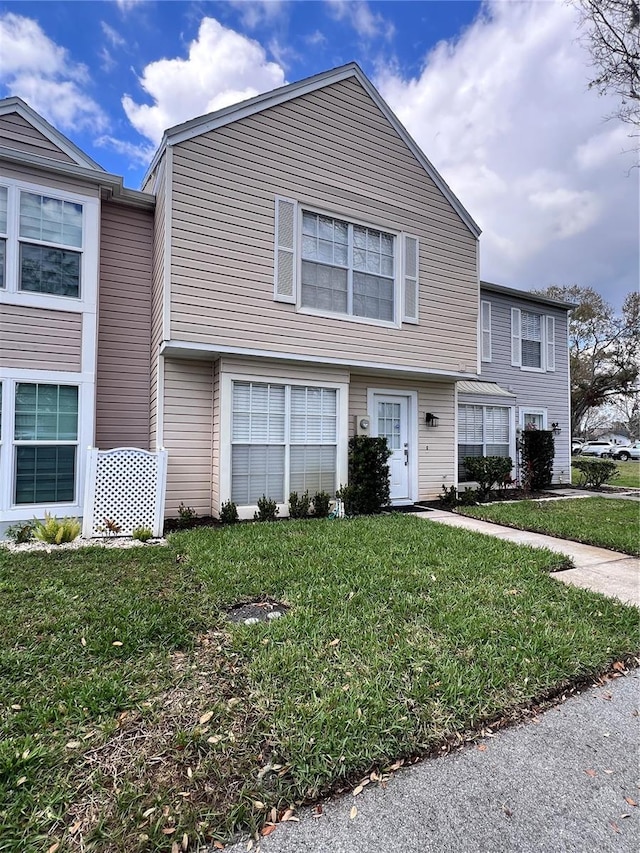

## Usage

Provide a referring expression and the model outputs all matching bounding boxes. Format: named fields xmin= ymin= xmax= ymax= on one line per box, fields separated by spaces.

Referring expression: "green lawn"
xmin=572 ymin=459 xmax=640 ymax=489
xmin=1 ymin=516 xmax=638 ymax=851
xmin=458 ymin=497 xmax=639 ymax=555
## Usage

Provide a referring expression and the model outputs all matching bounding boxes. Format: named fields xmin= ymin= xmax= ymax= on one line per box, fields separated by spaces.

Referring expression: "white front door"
xmin=373 ymin=394 xmax=411 ymax=504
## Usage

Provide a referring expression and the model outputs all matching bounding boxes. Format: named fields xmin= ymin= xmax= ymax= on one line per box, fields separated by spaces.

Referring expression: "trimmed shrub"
xmin=288 ymin=491 xmax=311 ymax=519
xmin=521 ymin=430 xmax=555 ymax=491
xmin=312 ymin=491 xmax=332 ymax=518
xmin=177 ymin=503 xmax=198 ymax=529
xmin=132 ymin=526 xmax=153 ymax=542
xmin=344 ymin=435 xmax=392 ymax=515
xmin=220 ymin=500 xmax=239 ymax=524
xmin=463 ymin=456 xmax=514 ymax=501
xmin=573 ymin=458 xmax=619 ymax=489
xmin=254 ymin=496 xmax=279 ymax=522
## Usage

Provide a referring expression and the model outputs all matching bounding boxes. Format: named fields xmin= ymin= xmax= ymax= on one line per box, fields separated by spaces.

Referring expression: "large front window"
xmin=231 ymin=381 xmax=337 ymax=505
xmin=458 ymin=404 xmax=510 ymax=481
xmin=13 ymin=383 xmax=78 ymax=504
xmin=301 ymin=211 xmax=395 ymax=322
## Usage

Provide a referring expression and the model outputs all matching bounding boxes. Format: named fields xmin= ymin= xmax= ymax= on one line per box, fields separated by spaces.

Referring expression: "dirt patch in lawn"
xmin=226 ymin=598 xmax=290 ymax=624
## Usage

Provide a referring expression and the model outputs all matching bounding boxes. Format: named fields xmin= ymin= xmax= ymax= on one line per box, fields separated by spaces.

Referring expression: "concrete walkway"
xmin=225 ymin=671 xmax=640 ymax=853
xmin=417 ymin=509 xmax=640 ymax=608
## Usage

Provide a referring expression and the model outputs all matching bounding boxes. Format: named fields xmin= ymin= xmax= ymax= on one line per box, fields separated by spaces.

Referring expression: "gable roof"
xmin=143 ymin=62 xmax=480 ymax=238
xmin=0 ymin=96 xmax=105 ymax=171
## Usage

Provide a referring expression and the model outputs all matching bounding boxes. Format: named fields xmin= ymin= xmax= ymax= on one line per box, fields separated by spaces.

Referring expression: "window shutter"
xmin=481 ymin=300 xmax=492 ymax=362
xmin=546 ymin=316 xmax=555 ymax=371
xmin=274 ymin=197 xmax=297 ymax=303
xmin=402 ymin=234 xmax=419 ymax=324
xmin=511 ymin=307 xmax=522 ymax=367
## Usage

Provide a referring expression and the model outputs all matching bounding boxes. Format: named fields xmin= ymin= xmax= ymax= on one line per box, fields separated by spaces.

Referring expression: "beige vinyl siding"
xmin=149 ymin=154 xmax=167 ymax=450
xmin=0 ymin=113 xmax=77 ymax=163
xmin=95 ymin=201 xmax=153 ymax=449
xmin=0 ymin=161 xmax=99 ymax=196
xmin=169 ymin=77 xmax=478 ymax=373
xmin=349 ymin=374 xmax=456 ymax=499
xmin=163 ymin=358 xmax=213 ymax=516
xmin=0 ymin=304 xmax=82 ymax=370
xmin=218 ymin=356 xmax=350 ymax=386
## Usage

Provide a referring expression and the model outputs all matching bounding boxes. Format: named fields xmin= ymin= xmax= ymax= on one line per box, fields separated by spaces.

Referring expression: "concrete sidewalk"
xmin=225 ymin=671 xmax=640 ymax=853
xmin=417 ymin=509 xmax=640 ymax=607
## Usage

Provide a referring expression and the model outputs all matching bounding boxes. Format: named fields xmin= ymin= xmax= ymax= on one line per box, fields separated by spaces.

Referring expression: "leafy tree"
xmin=571 ymin=0 xmax=640 ymax=128
xmin=533 ymin=285 xmax=639 ymax=435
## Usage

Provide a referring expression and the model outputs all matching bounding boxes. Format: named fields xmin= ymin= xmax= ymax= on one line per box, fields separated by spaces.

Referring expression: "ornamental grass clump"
xmin=33 ymin=514 xmax=81 ymax=544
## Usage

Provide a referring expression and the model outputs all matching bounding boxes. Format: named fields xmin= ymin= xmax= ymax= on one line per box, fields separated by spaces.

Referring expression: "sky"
xmin=0 ymin=0 xmax=637 ymax=307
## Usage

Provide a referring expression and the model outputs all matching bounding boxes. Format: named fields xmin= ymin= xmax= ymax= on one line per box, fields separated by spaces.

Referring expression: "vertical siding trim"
xmin=157 ymin=356 xmax=165 ymax=448
xmin=546 ymin=315 xmax=556 ymax=371
xmin=163 ymin=147 xmax=173 ymax=341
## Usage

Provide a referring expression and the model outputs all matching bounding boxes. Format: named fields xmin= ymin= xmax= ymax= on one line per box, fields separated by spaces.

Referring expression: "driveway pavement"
xmin=225 ymin=670 xmax=640 ymax=853
xmin=419 ymin=509 xmax=640 ymax=607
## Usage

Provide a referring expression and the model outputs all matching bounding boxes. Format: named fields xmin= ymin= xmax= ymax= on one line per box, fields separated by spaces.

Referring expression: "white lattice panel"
xmin=82 ymin=448 xmax=168 ymax=538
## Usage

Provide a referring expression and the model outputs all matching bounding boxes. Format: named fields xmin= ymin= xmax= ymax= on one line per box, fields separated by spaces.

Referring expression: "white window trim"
xmin=0 ymin=372 xmax=94 ymax=522
xmin=0 ymin=176 xmax=99 ymax=314
xmin=220 ymin=372 xmax=349 ymax=520
xmin=367 ymin=387 xmax=419 ymax=505
xmin=519 ymin=408 xmax=548 ymax=430
xmin=295 ymin=202 xmax=403 ymax=330
xmin=519 ymin=309 xmax=546 ymax=374
xmin=456 ymin=403 xmax=516 ymax=484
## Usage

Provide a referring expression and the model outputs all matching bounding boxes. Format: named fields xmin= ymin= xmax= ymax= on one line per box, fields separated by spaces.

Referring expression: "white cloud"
xmin=376 ymin=0 xmax=638 ymax=306
xmin=122 ymin=17 xmax=286 ymax=145
xmin=0 ymin=13 xmax=106 ymax=132
xmin=228 ymin=1 xmax=286 ymax=30
xmin=326 ymin=0 xmax=394 ymax=40
xmin=101 ymin=21 xmax=126 ymax=48
xmin=305 ymin=29 xmax=327 ymax=47
xmin=95 ymin=134 xmax=155 ymax=167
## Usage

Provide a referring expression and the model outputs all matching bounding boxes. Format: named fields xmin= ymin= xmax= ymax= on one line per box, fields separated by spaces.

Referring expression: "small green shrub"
xmin=254 ymin=496 xmax=279 ymax=522
xmin=458 ymin=487 xmax=479 ymax=506
xmin=5 ymin=520 xmax=36 ymax=543
xmin=573 ymin=458 xmax=620 ymax=489
xmin=177 ymin=503 xmax=198 ymax=529
xmin=33 ymin=514 xmax=81 ymax=545
xmin=288 ymin=491 xmax=311 ymax=519
xmin=463 ymin=456 xmax=514 ymax=500
xmin=346 ymin=435 xmax=392 ymax=515
xmin=220 ymin=500 xmax=239 ymax=524
xmin=521 ymin=430 xmax=555 ymax=491
xmin=312 ymin=490 xmax=332 ymax=518
xmin=132 ymin=526 xmax=153 ymax=542
xmin=438 ymin=484 xmax=459 ymax=509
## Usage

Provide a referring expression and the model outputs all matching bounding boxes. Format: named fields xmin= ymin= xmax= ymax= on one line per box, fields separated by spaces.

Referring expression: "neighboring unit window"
xmin=18 ymin=192 xmax=82 ymax=298
xmin=458 ymin=404 xmax=510 ymax=481
xmin=13 ymin=383 xmax=78 ymax=504
xmin=231 ymin=381 xmax=337 ymax=505
xmin=521 ymin=311 xmax=542 ymax=368
xmin=0 ymin=185 xmax=7 ymax=289
xmin=301 ymin=211 xmax=395 ymax=322
xmin=522 ymin=411 xmax=545 ymax=431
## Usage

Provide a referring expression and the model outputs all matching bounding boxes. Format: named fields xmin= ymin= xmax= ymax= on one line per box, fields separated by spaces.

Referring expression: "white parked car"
xmin=613 ymin=442 xmax=640 ymax=461
xmin=579 ymin=441 xmax=616 ymax=458
xmin=571 ymin=440 xmax=584 ymax=455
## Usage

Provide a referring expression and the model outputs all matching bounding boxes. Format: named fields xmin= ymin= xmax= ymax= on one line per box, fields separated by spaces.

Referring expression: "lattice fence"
xmin=82 ymin=447 xmax=168 ymax=538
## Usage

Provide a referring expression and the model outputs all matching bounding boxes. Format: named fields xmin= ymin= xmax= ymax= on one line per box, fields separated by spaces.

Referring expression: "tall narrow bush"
xmin=521 ymin=430 xmax=555 ymax=491
xmin=344 ymin=435 xmax=392 ymax=515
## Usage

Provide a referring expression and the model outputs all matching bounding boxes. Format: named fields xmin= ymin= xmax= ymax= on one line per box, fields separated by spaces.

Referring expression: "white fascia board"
xmin=141 ymin=62 xmax=481 ymax=239
xmin=160 ymin=339 xmax=478 ymax=383
xmin=0 ymin=147 xmax=155 ymax=209
xmin=0 ymin=97 xmax=105 ymax=171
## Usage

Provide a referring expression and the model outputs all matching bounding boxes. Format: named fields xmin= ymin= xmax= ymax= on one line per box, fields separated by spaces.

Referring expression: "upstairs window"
xmin=511 ymin=308 xmax=556 ymax=372
xmin=521 ymin=311 xmax=542 ymax=368
xmin=0 ymin=186 xmax=7 ymax=289
xmin=19 ymin=193 xmax=83 ymax=298
xmin=301 ymin=212 xmax=395 ymax=323
xmin=274 ymin=197 xmax=419 ymax=326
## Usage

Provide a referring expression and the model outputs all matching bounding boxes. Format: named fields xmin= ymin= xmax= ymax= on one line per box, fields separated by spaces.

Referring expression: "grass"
xmin=578 ymin=460 xmax=640 ymax=490
xmin=458 ymin=497 xmax=640 ymax=556
xmin=1 ymin=516 xmax=638 ymax=851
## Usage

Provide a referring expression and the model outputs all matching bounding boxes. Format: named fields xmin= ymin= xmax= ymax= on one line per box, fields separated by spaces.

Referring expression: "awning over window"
xmin=456 ymin=381 xmax=516 ymax=398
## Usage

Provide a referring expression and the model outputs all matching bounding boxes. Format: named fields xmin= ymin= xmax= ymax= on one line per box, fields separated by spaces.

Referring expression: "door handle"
xmin=403 ymin=443 xmax=409 ymax=466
